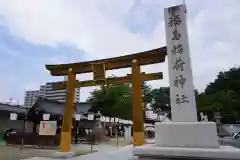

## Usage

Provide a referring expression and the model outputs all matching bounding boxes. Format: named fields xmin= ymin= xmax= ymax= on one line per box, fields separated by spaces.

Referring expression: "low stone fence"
xmin=219 ymin=138 xmax=240 ymax=149
xmin=5 ymin=132 xmax=60 ymax=148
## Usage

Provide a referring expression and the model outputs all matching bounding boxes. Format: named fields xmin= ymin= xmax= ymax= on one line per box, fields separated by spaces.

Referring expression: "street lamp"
xmin=130 ymin=120 xmax=133 ymax=125
xmin=100 ymin=116 xmax=105 ymax=122
xmin=87 ymin=112 xmax=95 ymax=151
xmin=96 ymin=111 xmax=101 ymax=120
xmin=109 ymin=118 xmax=115 ymax=137
xmin=10 ymin=113 xmax=25 ymax=149
xmin=105 ymin=117 xmax=110 ymax=123
xmin=114 ymin=117 xmax=119 ymax=147
xmin=114 ymin=118 xmax=119 ymax=123
xmin=110 ymin=117 xmax=114 ymax=123
xmin=100 ymin=116 xmax=106 ymax=130
xmin=145 ymin=110 xmax=153 ymax=119
xmin=20 ymin=112 xmax=28 ymax=149
xmin=87 ymin=113 xmax=94 ymax=135
xmin=74 ymin=114 xmax=81 ymax=144
xmin=118 ymin=119 xmax=122 ymax=124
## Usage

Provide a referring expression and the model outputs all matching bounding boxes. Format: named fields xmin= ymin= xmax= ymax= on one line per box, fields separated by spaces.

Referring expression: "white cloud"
xmin=0 ymin=0 xmax=149 ymax=57
xmin=1 ymin=0 xmax=240 ymax=103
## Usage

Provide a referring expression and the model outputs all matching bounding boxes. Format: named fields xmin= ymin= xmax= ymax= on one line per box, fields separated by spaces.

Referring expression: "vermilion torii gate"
xmin=45 ymin=47 xmax=167 ymax=152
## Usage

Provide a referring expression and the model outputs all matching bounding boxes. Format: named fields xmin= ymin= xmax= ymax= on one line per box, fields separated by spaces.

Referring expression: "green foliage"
xmin=87 ymin=67 xmax=240 ymax=124
xmin=87 ymin=81 xmax=170 ymax=119
xmin=196 ymin=67 xmax=240 ymax=123
xmin=141 ymin=82 xmax=152 ymax=108
xmin=151 ymin=87 xmax=170 ymax=112
xmin=112 ymin=94 xmax=132 ymax=119
xmin=87 ymin=84 xmax=132 ymax=119
xmin=87 ymin=82 xmax=154 ymax=119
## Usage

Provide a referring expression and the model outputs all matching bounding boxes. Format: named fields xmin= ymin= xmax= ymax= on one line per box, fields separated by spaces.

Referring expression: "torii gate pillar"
xmin=60 ymin=68 xmax=76 ymax=152
xmin=132 ymin=59 xmax=144 ymax=146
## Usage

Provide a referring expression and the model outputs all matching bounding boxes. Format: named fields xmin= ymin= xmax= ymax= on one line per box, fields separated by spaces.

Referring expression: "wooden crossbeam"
xmin=46 ymin=47 xmax=167 ymax=76
xmin=52 ymin=72 xmax=163 ymax=89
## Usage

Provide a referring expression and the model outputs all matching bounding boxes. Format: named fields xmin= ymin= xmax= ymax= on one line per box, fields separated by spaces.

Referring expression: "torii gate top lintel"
xmin=45 ymin=47 xmax=167 ymax=76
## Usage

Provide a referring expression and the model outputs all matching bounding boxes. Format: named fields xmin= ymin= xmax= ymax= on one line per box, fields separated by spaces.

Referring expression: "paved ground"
xmin=69 ymin=145 xmax=134 ymax=160
xmin=24 ymin=145 xmax=134 ymax=160
xmin=0 ymin=138 xmax=130 ymax=160
xmin=0 ymin=145 xmax=57 ymax=160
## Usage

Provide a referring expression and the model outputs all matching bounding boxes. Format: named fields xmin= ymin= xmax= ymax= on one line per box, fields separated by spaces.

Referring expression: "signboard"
xmin=39 ymin=121 xmax=57 ymax=135
xmin=92 ymin=62 xmax=106 ymax=81
xmin=164 ymin=4 xmax=197 ymax=122
xmin=10 ymin=113 xmax=18 ymax=120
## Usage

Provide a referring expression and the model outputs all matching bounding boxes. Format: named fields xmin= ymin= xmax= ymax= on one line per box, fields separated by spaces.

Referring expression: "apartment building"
xmin=23 ymin=90 xmax=39 ymax=107
xmin=42 ymin=82 xmax=80 ymax=102
xmin=24 ymin=80 xmax=80 ymax=107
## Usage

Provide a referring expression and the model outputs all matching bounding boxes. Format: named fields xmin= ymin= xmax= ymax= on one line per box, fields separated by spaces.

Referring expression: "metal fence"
xmin=219 ymin=138 xmax=240 ymax=149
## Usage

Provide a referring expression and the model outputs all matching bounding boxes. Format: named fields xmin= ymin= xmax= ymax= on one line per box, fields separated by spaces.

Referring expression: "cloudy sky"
xmin=0 ymin=0 xmax=239 ymax=104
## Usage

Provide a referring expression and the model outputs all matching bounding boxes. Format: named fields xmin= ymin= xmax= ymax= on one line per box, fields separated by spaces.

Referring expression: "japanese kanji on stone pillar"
xmin=165 ymin=4 xmax=197 ymax=122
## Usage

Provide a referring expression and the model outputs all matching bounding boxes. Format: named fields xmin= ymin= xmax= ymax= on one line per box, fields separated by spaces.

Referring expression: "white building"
xmin=24 ymin=81 xmax=81 ymax=107
xmin=39 ymin=85 xmax=46 ymax=98
xmin=42 ymin=82 xmax=80 ymax=102
xmin=24 ymin=90 xmax=39 ymax=107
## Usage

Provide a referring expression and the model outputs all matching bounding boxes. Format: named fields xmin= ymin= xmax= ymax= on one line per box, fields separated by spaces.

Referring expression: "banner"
xmin=39 ymin=121 xmax=57 ymax=135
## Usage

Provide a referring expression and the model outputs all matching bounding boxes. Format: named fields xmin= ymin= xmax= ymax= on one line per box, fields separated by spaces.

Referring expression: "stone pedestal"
xmin=52 ymin=151 xmax=75 ymax=159
xmin=155 ymin=122 xmax=219 ymax=148
xmin=132 ymin=122 xmax=240 ymax=160
xmin=125 ymin=126 xmax=132 ymax=144
xmin=132 ymin=145 xmax=240 ymax=160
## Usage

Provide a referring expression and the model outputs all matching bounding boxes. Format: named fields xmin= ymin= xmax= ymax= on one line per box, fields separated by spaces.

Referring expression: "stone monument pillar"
xmin=124 ymin=125 xmax=132 ymax=144
xmin=132 ymin=4 xmax=240 ymax=160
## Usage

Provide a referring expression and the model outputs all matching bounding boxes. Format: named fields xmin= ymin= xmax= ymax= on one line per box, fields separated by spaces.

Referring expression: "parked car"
xmin=3 ymin=128 xmax=19 ymax=141
xmin=233 ymin=132 xmax=240 ymax=139
xmin=3 ymin=128 xmax=60 ymax=147
xmin=224 ymin=132 xmax=240 ymax=140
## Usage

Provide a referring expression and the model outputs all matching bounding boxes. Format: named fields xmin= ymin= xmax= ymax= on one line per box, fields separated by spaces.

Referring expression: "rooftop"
xmin=0 ymin=102 xmax=27 ymax=113
xmin=31 ymin=97 xmax=91 ymax=115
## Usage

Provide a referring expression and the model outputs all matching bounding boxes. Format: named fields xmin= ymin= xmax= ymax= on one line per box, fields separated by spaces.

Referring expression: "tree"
xmin=87 ymin=67 xmax=240 ymax=124
xmin=151 ymin=87 xmax=170 ymax=112
xmin=87 ymin=82 xmax=153 ymax=119
xmin=205 ymin=67 xmax=240 ymax=94
xmin=112 ymin=94 xmax=132 ymax=119
xmin=87 ymin=84 xmax=132 ymax=119
xmin=141 ymin=82 xmax=152 ymax=108
xmin=196 ymin=67 xmax=240 ymax=123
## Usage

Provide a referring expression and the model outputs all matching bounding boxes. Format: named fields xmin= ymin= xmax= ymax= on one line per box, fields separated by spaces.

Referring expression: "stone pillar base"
xmin=132 ymin=122 xmax=240 ymax=160
xmin=53 ymin=151 xmax=75 ymax=159
xmin=132 ymin=145 xmax=240 ymax=160
xmin=155 ymin=122 xmax=219 ymax=148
